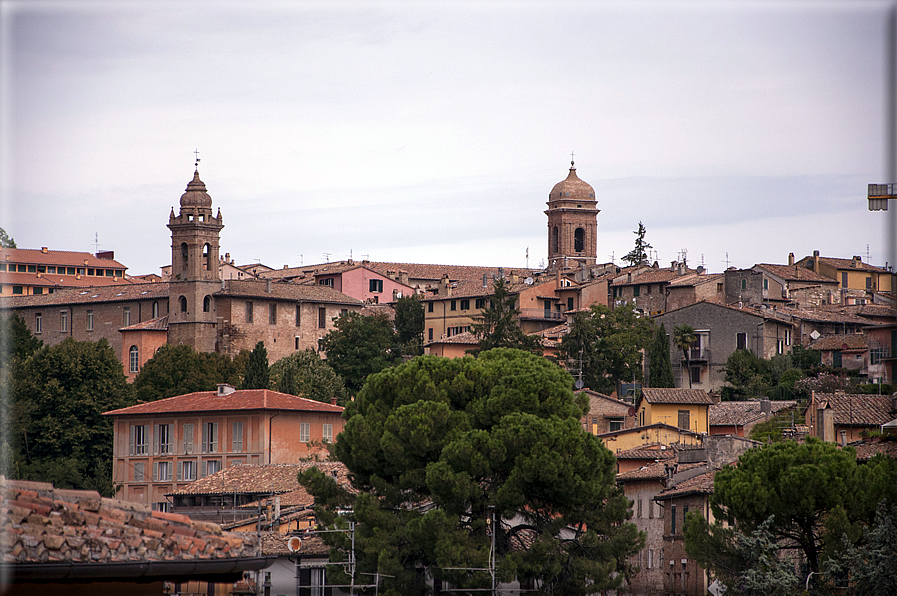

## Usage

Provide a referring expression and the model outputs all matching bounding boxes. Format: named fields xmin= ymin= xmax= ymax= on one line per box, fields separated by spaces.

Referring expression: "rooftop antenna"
xmin=323 ymin=253 xmax=331 ymax=263
xmin=526 ymin=247 xmax=529 ymax=269
xmin=194 ymin=148 xmax=200 ymax=169
xmin=722 ymin=252 xmax=731 ymax=268
xmin=609 ymin=251 xmax=615 ymax=264
xmin=93 ymin=233 xmax=100 ymax=254
xmin=361 ymin=254 xmax=369 ymax=261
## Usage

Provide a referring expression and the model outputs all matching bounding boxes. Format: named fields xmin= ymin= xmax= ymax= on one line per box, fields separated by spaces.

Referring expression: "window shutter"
xmin=201 ymin=461 xmax=207 ymax=478
xmin=202 ymin=424 xmax=209 ymax=453
xmin=177 ymin=462 xmax=183 ymax=481
xmin=212 ymin=423 xmax=219 ymax=452
xmin=184 ymin=424 xmax=194 ymax=454
xmin=153 ymin=425 xmax=160 ymax=455
xmin=129 ymin=425 xmax=135 ymax=456
xmin=153 ymin=462 xmax=159 ymax=482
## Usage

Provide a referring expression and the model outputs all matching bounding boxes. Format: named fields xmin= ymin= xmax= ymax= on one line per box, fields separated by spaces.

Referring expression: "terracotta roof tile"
xmin=640 ymin=388 xmax=715 ymax=405
xmin=1 ymin=476 xmax=259 ymax=568
xmin=614 ymin=443 xmax=677 ymax=460
xmin=216 ymin=279 xmax=362 ymax=305
xmin=120 ymin=315 xmax=169 ymax=332
xmin=425 ymin=331 xmax=480 ymax=346
xmin=815 ymin=256 xmax=888 ymax=273
xmin=0 ymin=247 xmax=126 ymax=269
xmin=612 ymin=268 xmax=697 ymax=287
xmin=754 ymin=263 xmax=840 ymax=284
xmin=851 ymin=441 xmax=897 ymax=461
xmin=104 ymin=389 xmax=344 ymax=417
xmin=709 ymin=400 xmax=797 ymax=426
xmin=0 ymin=282 xmax=168 ymax=308
xmin=666 ymin=273 xmax=724 ymax=288
xmin=773 ymin=305 xmax=877 ymax=326
xmin=807 ymin=334 xmax=868 ymax=351
xmin=168 ymin=463 xmax=351 ymax=498
xmin=811 ymin=393 xmax=894 ymax=426
xmin=655 ymin=468 xmax=717 ymax=500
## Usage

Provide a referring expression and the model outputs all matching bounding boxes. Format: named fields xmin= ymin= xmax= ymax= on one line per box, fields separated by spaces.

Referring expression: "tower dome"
xmin=549 ymin=162 xmax=596 ymax=202
xmin=179 ymin=169 xmax=213 ymax=209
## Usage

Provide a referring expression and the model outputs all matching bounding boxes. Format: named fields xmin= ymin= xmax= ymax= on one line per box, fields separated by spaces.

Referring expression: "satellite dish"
xmin=627 ymin=407 xmax=637 ymax=417
xmin=287 ymin=536 xmax=302 ymax=553
xmin=525 ymin=277 xmax=534 ymax=285
xmin=575 ymin=379 xmax=584 ymax=390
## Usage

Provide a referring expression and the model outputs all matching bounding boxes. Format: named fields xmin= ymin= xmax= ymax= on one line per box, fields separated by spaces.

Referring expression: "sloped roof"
xmin=0 ymin=247 xmax=126 ymax=269
xmin=1 ymin=477 xmax=266 ymax=580
xmin=807 ymin=334 xmax=867 ymax=352
xmin=617 ymin=460 xmax=705 ymax=482
xmin=104 ymin=389 xmax=344 ymax=417
xmin=811 ymin=393 xmax=894 ymax=427
xmin=754 ymin=263 xmax=840 ymax=284
xmin=261 ymin=260 xmax=539 ymax=285
xmin=640 ymin=388 xmax=715 ymax=405
xmin=216 ymin=279 xmax=362 ymax=305
xmin=260 ymin=531 xmax=328 ymax=557
xmin=120 ymin=314 xmax=169 ymax=332
xmin=168 ymin=462 xmax=351 ymax=498
xmin=613 ymin=443 xmax=676 ymax=460
xmin=612 ymin=267 xmax=696 ymax=287
xmin=815 ymin=256 xmax=888 ymax=273
xmin=655 ymin=468 xmax=717 ymax=500
xmin=852 ymin=441 xmax=897 ymax=461
xmin=709 ymin=400 xmax=797 ymax=426
xmin=0 ymin=282 xmax=165 ymax=308
xmin=667 ymin=272 xmax=724 ymax=288
xmin=424 ymin=331 xmax=480 ymax=346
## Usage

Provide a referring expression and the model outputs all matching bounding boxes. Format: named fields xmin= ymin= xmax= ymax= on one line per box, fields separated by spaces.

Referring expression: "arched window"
xmin=179 ymin=296 xmax=187 ymax=313
xmin=203 ymin=243 xmax=211 ymax=271
xmin=152 ymin=301 xmax=159 ymax=318
xmin=574 ymin=227 xmax=585 ymax=252
xmin=180 ymin=243 xmax=189 ymax=270
xmin=129 ymin=345 xmax=139 ymax=374
xmin=203 ymin=295 xmax=211 ymax=312
xmin=551 ymin=226 xmax=559 ymax=254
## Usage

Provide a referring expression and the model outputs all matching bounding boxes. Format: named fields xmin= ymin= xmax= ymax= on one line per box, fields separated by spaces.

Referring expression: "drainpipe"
xmin=268 ymin=412 xmax=279 ymax=464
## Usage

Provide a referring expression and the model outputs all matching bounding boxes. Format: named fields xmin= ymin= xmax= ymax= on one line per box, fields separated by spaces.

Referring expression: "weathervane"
xmin=194 ymin=148 xmax=201 ymax=168
xmin=570 ymin=151 xmax=575 ymax=167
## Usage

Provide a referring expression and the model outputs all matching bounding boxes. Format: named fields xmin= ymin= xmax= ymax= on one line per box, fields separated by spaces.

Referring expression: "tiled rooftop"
xmin=104 ymin=389 xmax=344 ymax=417
xmin=709 ymin=400 xmax=797 ymax=426
xmin=640 ymin=388 xmax=715 ymax=405
xmin=0 ymin=282 xmax=167 ymax=308
xmin=811 ymin=393 xmax=894 ymax=426
xmin=816 ymin=256 xmax=888 ymax=273
xmin=0 ymin=247 xmax=126 ymax=269
xmin=754 ymin=263 xmax=840 ymax=284
xmin=655 ymin=468 xmax=717 ymax=500
xmin=168 ymin=462 xmax=351 ymax=498
xmin=216 ymin=279 xmax=362 ymax=305
xmin=807 ymin=334 xmax=867 ymax=352
xmin=260 ymin=260 xmax=539 ymax=285
xmin=120 ymin=314 xmax=169 ymax=332
xmin=851 ymin=440 xmax=897 ymax=461
xmin=425 ymin=331 xmax=480 ymax=346
xmin=666 ymin=272 xmax=724 ymax=288
xmin=612 ymin=267 xmax=697 ymax=287
xmin=1 ymin=477 xmax=261 ymax=574
xmin=614 ymin=443 xmax=676 ymax=460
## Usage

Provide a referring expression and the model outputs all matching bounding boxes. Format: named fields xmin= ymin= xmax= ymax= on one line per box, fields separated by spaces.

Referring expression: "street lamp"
xmin=868 ymin=183 xmax=897 ymax=211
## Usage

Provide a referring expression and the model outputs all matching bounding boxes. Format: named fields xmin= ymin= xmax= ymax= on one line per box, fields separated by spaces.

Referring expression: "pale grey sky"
xmin=1 ymin=1 xmax=894 ymax=276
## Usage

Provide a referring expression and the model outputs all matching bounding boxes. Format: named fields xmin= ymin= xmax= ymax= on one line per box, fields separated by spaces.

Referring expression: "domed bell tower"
xmin=167 ymin=165 xmax=224 ymax=352
xmin=545 ymin=160 xmax=599 ymax=270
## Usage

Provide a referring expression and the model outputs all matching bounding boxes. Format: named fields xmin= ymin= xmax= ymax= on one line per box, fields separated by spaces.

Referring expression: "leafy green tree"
xmin=825 ymin=501 xmax=897 ymax=596
xmin=469 ymin=278 xmax=541 ymax=354
xmin=722 ymin=349 xmax=770 ymax=399
xmin=133 ymin=344 xmax=245 ymax=402
xmin=241 ymin=341 xmax=270 ymax=389
xmin=299 ymin=349 xmax=643 ymax=595
xmin=10 ymin=338 xmax=134 ymax=495
xmin=687 ymin=439 xmax=897 ymax=575
xmin=673 ymin=324 xmax=697 ymax=388
xmin=647 ymin=323 xmax=675 ymax=388
xmin=622 ymin=221 xmax=652 ymax=266
xmin=790 ymin=344 xmax=822 ymax=371
xmin=559 ymin=304 xmax=655 ymax=394
xmin=0 ymin=227 xmax=16 ymax=248
xmin=269 ymin=350 xmax=348 ymax=405
xmin=394 ymin=293 xmax=425 ymax=356
xmin=319 ymin=311 xmax=400 ymax=395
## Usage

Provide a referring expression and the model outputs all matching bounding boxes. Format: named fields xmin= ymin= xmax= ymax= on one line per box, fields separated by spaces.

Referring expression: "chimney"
xmin=852 ymin=256 xmax=862 ymax=268
xmin=331 ymin=397 xmax=338 ymax=406
xmin=839 ymin=430 xmax=847 ymax=447
xmin=266 ymin=278 xmax=272 ymax=293
xmin=41 ymin=247 xmax=48 ymax=254
xmin=788 ymin=253 xmax=794 ymax=266
xmin=509 ymin=271 xmax=519 ymax=284
xmin=761 ymin=399 xmax=771 ymax=415
xmin=498 ymin=267 xmax=504 ymax=279
xmin=217 ymin=383 xmax=236 ymax=396
xmin=813 ymin=250 xmax=820 ymax=273
xmin=482 ymin=273 xmax=488 ymax=288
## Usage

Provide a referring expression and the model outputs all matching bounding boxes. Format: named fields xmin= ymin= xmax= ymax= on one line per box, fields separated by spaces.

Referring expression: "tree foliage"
xmin=132 ymin=344 xmax=245 ymax=402
xmin=469 ymin=278 xmax=541 ymax=355
xmin=647 ymin=323 xmax=675 ymax=388
xmin=0 ymin=227 xmax=16 ymax=248
xmin=394 ymin=293 xmax=425 ymax=356
xmin=673 ymin=324 xmax=697 ymax=388
xmin=9 ymin=338 xmax=135 ymax=495
xmin=622 ymin=221 xmax=652 ymax=267
xmin=558 ymin=304 xmax=655 ymax=394
xmin=269 ymin=349 xmax=348 ymax=405
xmin=686 ymin=439 xmax=897 ymax=578
xmin=319 ymin=311 xmax=400 ymax=395
xmin=824 ymin=500 xmax=897 ymax=596
xmin=299 ymin=349 xmax=643 ymax=595
xmin=241 ymin=341 xmax=270 ymax=389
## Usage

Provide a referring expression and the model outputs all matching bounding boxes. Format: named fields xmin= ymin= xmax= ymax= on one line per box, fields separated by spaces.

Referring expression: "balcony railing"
xmin=518 ymin=308 xmax=565 ymax=320
xmin=680 ymin=348 xmax=710 ymax=361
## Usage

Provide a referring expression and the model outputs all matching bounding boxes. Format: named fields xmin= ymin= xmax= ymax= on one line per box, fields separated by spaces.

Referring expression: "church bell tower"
xmin=167 ymin=163 xmax=224 ymax=352
xmin=545 ymin=160 xmax=599 ymax=270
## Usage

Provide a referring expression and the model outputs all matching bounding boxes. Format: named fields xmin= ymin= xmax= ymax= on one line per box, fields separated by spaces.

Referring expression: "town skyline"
xmin=2 ymin=2 xmax=893 ymax=276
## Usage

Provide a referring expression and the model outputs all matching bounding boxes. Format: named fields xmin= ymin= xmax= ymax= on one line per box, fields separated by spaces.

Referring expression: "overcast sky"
xmin=1 ymin=1 xmax=894 ymax=277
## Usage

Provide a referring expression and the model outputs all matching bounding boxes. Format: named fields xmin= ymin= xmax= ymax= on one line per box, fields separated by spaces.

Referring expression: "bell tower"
xmin=167 ymin=164 xmax=224 ymax=352
xmin=545 ymin=160 xmax=599 ymax=269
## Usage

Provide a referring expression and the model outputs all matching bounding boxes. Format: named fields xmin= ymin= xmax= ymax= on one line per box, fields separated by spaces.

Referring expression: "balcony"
xmin=680 ymin=348 xmax=710 ymax=362
xmin=518 ymin=308 xmax=565 ymax=321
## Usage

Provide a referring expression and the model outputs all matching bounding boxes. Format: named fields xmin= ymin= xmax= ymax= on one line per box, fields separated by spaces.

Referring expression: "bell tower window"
xmin=203 ymin=243 xmax=211 ymax=271
xmin=179 ymin=296 xmax=187 ymax=313
xmin=552 ymin=227 xmax=559 ymax=254
xmin=180 ymin=243 xmax=188 ymax=270
xmin=574 ymin=228 xmax=585 ymax=252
